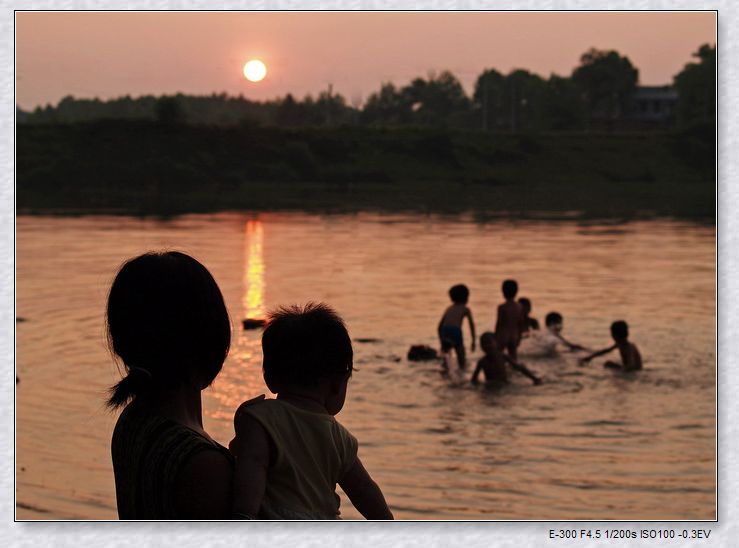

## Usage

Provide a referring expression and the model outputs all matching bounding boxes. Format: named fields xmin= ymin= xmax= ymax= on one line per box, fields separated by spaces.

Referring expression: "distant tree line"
xmin=17 ymin=45 xmax=714 ymax=131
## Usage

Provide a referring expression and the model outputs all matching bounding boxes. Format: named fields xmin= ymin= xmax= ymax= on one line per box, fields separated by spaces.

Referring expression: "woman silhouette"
xmin=106 ymin=251 xmax=233 ymax=519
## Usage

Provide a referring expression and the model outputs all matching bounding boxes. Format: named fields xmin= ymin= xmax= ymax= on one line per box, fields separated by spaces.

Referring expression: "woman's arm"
xmin=173 ymin=448 xmax=233 ymax=519
xmin=339 ymin=457 xmax=393 ymax=520
xmin=229 ymin=413 xmax=271 ymax=519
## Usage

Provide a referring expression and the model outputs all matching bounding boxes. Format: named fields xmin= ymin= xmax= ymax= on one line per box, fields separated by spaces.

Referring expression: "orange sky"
xmin=15 ymin=11 xmax=716 ymax=110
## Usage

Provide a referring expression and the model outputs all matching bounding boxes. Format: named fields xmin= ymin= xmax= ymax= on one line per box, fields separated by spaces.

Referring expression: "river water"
xmin=15 ymin=212 xmax=715 ymax=520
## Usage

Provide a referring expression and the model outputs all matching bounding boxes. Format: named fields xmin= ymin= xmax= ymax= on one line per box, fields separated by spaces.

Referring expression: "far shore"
xmin=16 ymin=122 xmax=715 ymax=221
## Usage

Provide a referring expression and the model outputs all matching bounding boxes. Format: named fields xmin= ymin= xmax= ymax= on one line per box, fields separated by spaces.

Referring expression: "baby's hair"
xmin=448 ymin=284 xmax=469 ymax=304
xmin=262 ymin=302 xmax=353 ymax=390
xmin=502 ymin=279 xmax=518 ymax=299
xmin=611 ymin=320 xmax=629 ymax=340
xmin=106 ymin=251 xmax=231 ymax=409
xmin=545 ymin=312 xmax=563 ymax=327
xmin=518 ymin=297 xmax=532 ymax=312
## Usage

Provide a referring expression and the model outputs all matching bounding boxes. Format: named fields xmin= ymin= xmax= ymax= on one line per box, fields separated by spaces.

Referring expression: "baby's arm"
xmin=466 ymin=308 xmax=476 ymax=351
xmin=230 ymin=412 xmax=271 ymax=519
xmin=579 ymin=344 xmax=617 ymax=365
xmin=339 ymin=457 xmax=393 ymax=520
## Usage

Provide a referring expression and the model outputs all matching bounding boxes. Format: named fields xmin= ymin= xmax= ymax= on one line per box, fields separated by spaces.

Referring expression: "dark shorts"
xmin=439 ymin=325 xmax=463 ymax=351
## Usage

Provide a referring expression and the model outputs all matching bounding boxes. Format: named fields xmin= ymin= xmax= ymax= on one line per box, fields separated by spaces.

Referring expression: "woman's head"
xmin=261 ymin=302 xmax=353 ymax=393
xmin=106 ymin=251 xmax=231 ymax=409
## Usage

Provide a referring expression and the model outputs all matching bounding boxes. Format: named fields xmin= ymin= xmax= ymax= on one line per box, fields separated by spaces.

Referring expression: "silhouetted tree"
xmin=473 ymin=69 xmax=505 ymax=131
xmin=503 ymin=70 xmax=547 ymax=131
xmin=401 ymin=71 xmax=471 ymax=127
xmin=572 ymin=49 xmax=638 ymax=129
xmin=155 ymin=96 xmax=186 ymax=125
xmin=673 ymin=44 xmax=715 ymax=128
xmin=361 ymin=83 xmax=413 ymax=126
xmin=541 ymin=75 xmax=586 ymax=130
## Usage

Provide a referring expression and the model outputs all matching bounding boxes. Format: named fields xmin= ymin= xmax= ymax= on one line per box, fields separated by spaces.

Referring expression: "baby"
xmin=230 ymin=303 xmax=393 ymax=520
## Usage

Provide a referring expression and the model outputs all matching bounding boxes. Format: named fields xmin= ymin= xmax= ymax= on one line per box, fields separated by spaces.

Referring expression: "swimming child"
xmin=495 ymin=279 xmax=525 ymax=361
xmin=543 ymin=312 xmax=587 ymax=352
xmin=438 ymin=284 xmax=476 ymax=371
xmin=579 ymin=320 xmax=642 ymax=371
xmin=471 ymin=332 xmax=541 ymax=386
xmin=518 ymin=297 xmax=540 ymax=334
xmin=230 ymin=303 xmax=393 ymax=520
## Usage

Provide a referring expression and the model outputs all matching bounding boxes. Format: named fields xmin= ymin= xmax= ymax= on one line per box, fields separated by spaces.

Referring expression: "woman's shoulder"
xmin=113 ymin=403 xmax=232 ymax=464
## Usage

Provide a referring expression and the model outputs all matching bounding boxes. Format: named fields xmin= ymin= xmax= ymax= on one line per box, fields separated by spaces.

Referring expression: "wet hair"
xmin=106 ymin=251 xmax=231 ymax=409
xmin=611 ymin=320 xmax=629 ymax=340
xmin=449 ymin=284 xmax=469 ymax=304
xmin=479 ymin=331 xmax=496 ymax=352
xmin=518 ymin=297 xmax=531 ymax=313
xmin=502 ymin=279 xmax=518 ymax=299
xmin=262 ymin=302 xmax=353 ymax=389
xmin=545 ymin=312 xmax=563 ymax=327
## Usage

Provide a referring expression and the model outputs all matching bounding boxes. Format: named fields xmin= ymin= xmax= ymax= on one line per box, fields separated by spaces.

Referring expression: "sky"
xmin=15 ymin=11 xmax=716 ymax=110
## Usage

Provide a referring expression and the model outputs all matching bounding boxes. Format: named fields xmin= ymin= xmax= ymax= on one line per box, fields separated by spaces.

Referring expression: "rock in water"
xmin=242 ymin=318 xmax=266 ymax=330
xmin=407 ymin=345 xmax=438 ymax=361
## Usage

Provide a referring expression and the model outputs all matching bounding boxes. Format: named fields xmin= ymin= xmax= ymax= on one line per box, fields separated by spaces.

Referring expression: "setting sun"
xmin=243 ymin=59 xmax=267 ymax=82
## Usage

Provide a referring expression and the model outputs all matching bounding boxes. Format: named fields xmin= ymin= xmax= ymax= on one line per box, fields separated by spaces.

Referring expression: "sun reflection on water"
xmin=243 ymin=220 xmax=265 ymax=319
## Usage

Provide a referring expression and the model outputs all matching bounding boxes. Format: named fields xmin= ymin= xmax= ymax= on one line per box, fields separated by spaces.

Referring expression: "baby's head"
xmin=610 ymin=320 xmax=629 ymax=343
xmin=106 ymin=251 xmax=231 ymax=409
xmin=262 ymin=302 xmax=353 ymax=415
xmin=479 ymin=332 xmax=497 ymax=356
xmin=518 ymin=297 xmax=532 ymax=315
xmin=449 ymin=284 xmax=470 ymax=305
xmin=502 ymin=279 xmax=518 ymax=300
xmin=545 ymin=311 xmax=563 ymax=333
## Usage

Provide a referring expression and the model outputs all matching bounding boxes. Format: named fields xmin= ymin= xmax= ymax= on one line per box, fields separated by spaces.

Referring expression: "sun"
xmin=243 ymin=59 xmax=267 ymax=82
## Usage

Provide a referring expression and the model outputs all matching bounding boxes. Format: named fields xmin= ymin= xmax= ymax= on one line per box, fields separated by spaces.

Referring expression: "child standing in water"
xmin=579 ymin=320 xmax=642 ymax=371
xmin=495 ymin=279 xmax=526 ymax=361
xmin=230 ymin=303 xmax=393 ymax=520
xmin=471 ymin=332 xmax=541 ymax=386
xmin=437 ymin=284 xmax=476 ymax=371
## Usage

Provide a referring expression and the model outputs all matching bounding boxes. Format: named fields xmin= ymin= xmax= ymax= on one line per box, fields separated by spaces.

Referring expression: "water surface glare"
xmin=16 ymin=212 xmax=715 ymax=519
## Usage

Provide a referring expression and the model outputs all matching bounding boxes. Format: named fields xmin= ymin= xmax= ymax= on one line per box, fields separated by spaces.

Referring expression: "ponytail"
xmin=106 ymin=367 xmax=153 ymax=409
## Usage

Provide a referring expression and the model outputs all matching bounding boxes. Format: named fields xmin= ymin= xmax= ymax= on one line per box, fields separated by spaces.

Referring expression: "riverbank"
xmin=16 ymin=122 xmax=714 ymax=219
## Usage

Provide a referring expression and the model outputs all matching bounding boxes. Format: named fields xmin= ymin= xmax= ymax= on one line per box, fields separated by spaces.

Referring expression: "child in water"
xmin=544 ymin=312 xmax=586 ymax=352
xmin=471 ymin=332 xmax=541 ymax=386
xmin=438 ymin=284 xmax=476 ymax=371
xmin=579 ymin=320 xmax=642 ymax=371
xmin=518 ymin=297 xmax=540 ymax=333
xmin=495 ymin=279 xmax=526 ymax=361
xmin=230 ymin=303 xmax=393 ymax=520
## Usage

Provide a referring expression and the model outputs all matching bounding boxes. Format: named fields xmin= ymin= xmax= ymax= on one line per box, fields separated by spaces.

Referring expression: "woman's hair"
xmin=448 ymin=284 xmax=469 ymax=304
xmin=106 ymin=251 xmax=231 ymax=409
xmin=261 ymin=302 xmax=353 ymax=389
